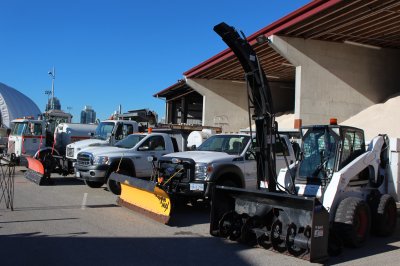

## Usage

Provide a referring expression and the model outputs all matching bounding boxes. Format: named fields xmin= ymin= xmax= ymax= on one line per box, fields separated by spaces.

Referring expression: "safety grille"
xmin=66 ymin=147 xmax=74 ymax=158
xmin=159 ymin=161 xmax=193 ymax=183
xmin=77 ymin=153 xmax=92 ymax=166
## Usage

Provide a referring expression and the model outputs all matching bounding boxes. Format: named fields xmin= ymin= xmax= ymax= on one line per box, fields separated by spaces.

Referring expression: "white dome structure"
xmin=0 ymin=82 xmax=42 ymax=128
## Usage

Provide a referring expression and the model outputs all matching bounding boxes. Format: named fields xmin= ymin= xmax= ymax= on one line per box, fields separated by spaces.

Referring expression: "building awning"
xmin=155 ymin=0 xmax=400 ymax=95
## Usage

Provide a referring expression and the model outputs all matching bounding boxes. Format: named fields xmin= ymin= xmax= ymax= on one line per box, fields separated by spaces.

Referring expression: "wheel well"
xmin=216 ymin=172 xmax=243 ymax=188
xmin=108 ymin=159 xmax=136 ymax=177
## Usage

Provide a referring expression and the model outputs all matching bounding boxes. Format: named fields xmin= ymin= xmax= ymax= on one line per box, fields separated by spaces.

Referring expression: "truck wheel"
xmin=334 ymin=197 xmax=371 ymax=247
xmin=84 ymin=180 xmax=104 ymax=188
xmin=372 ymin=194 xmax=397 ymax=237
xmin=107 ymin=173 xmax=123 ymax=195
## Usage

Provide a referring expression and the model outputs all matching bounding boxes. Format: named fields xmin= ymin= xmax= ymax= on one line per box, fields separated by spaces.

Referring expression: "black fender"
xmin=34 ymin=148 xmax=60 ymax=159
xmin=107 ymin=158 xmax=136 ymax=178
xmin=210 ymin=164 xmax=245 ymax=188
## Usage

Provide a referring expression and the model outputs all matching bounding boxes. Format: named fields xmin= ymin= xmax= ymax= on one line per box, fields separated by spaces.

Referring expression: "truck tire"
xmin=107 ymin=170 xmax=127 ymax=195
xmin=84 ymin=180 xmax=104 ymax=188
xmin=334 ymin=197 xmax=371 ymax=248
xmin=372 ymin=194 xmax=397 ymax=237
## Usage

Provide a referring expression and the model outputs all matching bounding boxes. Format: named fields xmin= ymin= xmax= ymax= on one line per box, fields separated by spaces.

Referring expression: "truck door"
xmin=275 ymin=137 xmax=294 ymax=172
xmin=135 ymin=135 xmax=168 ymax=177
xmin=243 ymin=139 xmax=257 ymax=189
xmin=23 ymin=122 xmax=45 ymax=156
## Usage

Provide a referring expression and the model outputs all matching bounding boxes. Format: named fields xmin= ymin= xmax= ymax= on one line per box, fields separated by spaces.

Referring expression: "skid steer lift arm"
xmin=210 ymin=23 xmax=329 ymax=262
xmin=213 ymin=22 xmax=276 ymax=191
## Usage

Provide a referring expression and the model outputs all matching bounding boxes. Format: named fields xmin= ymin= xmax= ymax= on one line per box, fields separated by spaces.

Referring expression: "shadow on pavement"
xmin=0 ymin=233 xmax=252 ymax=266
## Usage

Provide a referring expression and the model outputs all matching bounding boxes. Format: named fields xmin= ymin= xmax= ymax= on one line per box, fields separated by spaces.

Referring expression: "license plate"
xmin=76 ymin=171 xmax=80 ymax=178
xmin=190 ymin=183 xmax=204 ymax=191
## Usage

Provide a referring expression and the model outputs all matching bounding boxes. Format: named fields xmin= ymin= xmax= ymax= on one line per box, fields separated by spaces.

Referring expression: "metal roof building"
xmin=155 ymin=0 xmax=400 ymax=132
xmin=0 ymin=82 xmax=41 ymax=128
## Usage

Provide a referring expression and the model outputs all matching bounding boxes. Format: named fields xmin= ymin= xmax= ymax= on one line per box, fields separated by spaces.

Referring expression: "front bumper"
xmin=75 ymin=164 xmax=109 ymax=182
xmin=172 ymin=181 xmax=214 ymax=199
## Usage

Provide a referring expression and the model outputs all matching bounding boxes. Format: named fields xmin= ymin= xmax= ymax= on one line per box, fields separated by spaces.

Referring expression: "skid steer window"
xmin=299 ymin=128 xmax=338 ymax=179
xmin=339 ymin=130 xmax=365 ymax=169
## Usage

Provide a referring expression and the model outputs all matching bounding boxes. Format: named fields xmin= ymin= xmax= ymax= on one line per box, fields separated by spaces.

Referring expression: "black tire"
xmin=107 ymin=168 xmax=132 ymax=195
xmin=107 ymin=178 xmax=121 ymax=195
xmin=84 ymin=179 xmax=104 ymax=188
xmin=218 ymin=179 xmax=239 ymax=188
xmin=334 ymin=197 xmax=371 ymax=248
xmin=372 ymin=194 xmax=397 ymax=237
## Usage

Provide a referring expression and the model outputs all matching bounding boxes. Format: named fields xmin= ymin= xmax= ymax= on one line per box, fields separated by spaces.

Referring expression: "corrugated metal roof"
xmin=155 ymin=0 xmax=400 ymax=95
xmin=0 ymin=82 xmax=42 ymax=128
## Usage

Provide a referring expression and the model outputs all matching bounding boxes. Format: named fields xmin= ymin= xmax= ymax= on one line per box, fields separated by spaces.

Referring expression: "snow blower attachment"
xmin=109 ymin=172 xmax=172 ymax=224
xmin=210 ymin=186 xmax=329 ymax=262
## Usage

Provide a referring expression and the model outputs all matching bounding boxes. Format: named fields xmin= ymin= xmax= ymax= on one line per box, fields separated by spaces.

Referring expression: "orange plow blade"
xmin=21 ymin=156 xmax=48 ymax=185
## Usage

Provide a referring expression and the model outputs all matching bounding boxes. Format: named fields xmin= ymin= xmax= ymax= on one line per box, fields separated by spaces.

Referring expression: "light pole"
xmin=44 ymin=90 xmax=52 ymax=111
xmin=48 ymin=67 xmax=55 ymax=110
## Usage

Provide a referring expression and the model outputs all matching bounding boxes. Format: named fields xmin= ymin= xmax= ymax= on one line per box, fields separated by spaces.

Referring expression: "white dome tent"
xmin=0 ymin=82 xmax=41 ymax=128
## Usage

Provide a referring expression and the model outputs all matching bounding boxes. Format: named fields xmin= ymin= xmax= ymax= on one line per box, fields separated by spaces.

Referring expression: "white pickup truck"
xmin=74 ymin=133 xmax=179 ymax=194
xmin=153 ymin=133 xmax=298 ymax=203
xmin=66 ymin=120 xmax=139 ymax=161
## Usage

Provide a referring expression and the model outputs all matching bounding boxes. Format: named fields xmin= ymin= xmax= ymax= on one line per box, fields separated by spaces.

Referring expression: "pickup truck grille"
xmin=77 ymin=153 xmax=92 ymax=166
xmin=66 ymin=147 xmax=74 ymax=158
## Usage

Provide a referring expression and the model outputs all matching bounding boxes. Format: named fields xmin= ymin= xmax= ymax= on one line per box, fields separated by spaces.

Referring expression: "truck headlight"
xmin=93 ymin=156 xmax=109 ymax=165
xmin=195 ymin=163 xmax=213 ymax=180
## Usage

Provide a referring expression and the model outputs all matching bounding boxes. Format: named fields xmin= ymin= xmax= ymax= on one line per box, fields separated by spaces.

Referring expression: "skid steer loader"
xmin=209 ymin=22 xmax=399 ymax=262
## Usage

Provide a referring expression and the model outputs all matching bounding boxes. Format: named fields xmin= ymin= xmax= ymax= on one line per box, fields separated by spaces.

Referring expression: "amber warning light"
xmin=330 ymin=118 xmax=338 ymax=125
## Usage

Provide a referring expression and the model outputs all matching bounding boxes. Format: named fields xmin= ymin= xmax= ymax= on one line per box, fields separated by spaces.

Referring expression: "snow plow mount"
xmin=210 ymin=186 xmax=330 ymax=262
xmin=109 ymin=172 xmax=172 ymax=224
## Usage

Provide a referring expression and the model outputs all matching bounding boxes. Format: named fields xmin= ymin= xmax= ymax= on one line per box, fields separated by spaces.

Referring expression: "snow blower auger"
xmin=109 ymin=172 xmax=172 ymax=224
xmin=210 ymin=186 xmax=330 ymax=262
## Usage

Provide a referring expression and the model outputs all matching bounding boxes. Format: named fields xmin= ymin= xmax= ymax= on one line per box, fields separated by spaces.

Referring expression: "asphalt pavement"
xmin=0 ymin=167 xmax=399 ymax=266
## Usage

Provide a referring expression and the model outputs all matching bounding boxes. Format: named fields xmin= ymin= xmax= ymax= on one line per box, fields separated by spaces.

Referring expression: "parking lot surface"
xmin=1 ymin=167 xmax=399 ymax=265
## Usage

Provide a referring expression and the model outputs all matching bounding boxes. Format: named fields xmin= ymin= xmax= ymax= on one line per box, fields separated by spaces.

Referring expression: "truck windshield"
xmin=11 ymin=122 xmax=27 ymax=136
xmin=298 ymin=128 xmax=339 ymax=179
xmin=197 ymin=135 xmax=250 ymax=155
xmin=115 ymin=134 xmax=146 ymax=149
xmin=94 ymin=122 xmax=115 ymax=140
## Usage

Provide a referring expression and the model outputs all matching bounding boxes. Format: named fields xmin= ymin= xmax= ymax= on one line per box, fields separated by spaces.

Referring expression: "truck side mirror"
xmin=191 ymin=145 xmax=197 ymax=151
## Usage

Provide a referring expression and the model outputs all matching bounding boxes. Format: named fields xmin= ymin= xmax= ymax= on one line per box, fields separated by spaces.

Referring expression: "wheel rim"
xmin=386 ymin=202 xmax=397 ymax=228
xmin=356 ymin=207 xmax=368 ymax=237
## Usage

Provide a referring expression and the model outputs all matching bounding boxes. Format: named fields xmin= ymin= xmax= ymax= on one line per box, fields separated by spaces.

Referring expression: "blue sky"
xmin=0 ymin=0 xmax=310 ymax=122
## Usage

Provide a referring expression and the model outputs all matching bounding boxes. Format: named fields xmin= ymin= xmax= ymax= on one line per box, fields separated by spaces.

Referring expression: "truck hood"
xmin=163 ymin=151 xmax=240 ymax=164
xmin=68 ymin=139 xmax=108 ymax=149
xmin=80 ymin=146 xmax=131 ymax=157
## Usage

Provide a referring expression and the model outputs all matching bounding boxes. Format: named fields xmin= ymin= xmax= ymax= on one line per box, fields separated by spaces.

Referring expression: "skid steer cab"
xmin=211 ymin=124 xmax=399 ymax=262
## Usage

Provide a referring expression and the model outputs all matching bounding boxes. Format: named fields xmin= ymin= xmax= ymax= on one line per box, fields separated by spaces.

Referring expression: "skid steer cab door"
xmin=135 ymin=135 xmax=168 ymax=177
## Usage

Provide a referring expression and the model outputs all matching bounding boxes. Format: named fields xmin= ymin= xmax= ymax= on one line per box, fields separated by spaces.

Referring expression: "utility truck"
xmin=75 ymin=133 xmax=179 ymax=194
xmin=65 ymin=119 xmax=139 ymax=161
xmin=142 ymin=133 xmax=297 ymax=208
xmin=208 ymin=22 xmax=399 ymax=262
xmin=8 ymin=115 xmax=97 ymax=184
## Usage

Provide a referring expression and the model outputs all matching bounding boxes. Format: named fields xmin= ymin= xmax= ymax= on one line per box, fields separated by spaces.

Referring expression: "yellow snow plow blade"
xmin=109 ymin=172 xmax=172 ymax=224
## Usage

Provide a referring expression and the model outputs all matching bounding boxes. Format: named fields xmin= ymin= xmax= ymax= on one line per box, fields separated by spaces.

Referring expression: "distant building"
xmin=80 ymin=105 xmax=96 ymax=124
xmin=46 ymin=97 xmax=61 ymax=111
